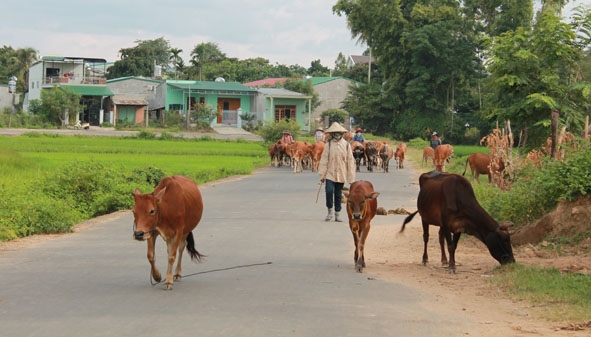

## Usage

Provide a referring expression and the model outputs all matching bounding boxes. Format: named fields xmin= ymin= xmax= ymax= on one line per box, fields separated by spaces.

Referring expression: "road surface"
xmin=0 ymin=163 xmax=475 ymax=337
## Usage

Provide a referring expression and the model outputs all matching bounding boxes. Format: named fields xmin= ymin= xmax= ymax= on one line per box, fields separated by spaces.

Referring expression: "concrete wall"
xmin=312 ymin=78 xmax=356 ymax=128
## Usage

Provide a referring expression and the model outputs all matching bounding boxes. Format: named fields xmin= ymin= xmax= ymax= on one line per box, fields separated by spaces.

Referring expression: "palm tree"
xmin=169 ymin=48 xmax=183 ymax=79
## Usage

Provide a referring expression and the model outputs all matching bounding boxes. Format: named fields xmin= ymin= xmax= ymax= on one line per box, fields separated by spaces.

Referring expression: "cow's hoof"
xmin=174 ymin=274 xmax=182 ymax=281
xmin=448 ymin=269 xmax=457 ymax=275
xmin=355 ymin=265 xmax=364 ymax=273
xmin=164 ymin=283 xmax=174 ymax=290
xmin=152 ymin=273 xmax=162 ymax=282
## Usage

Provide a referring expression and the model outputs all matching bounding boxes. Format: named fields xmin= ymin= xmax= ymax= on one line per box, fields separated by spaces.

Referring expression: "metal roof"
xmin=60 ymin=85 xmax=114 ymax=96
xmin=112 ymin=95 xmax=148 ymax=105
xmin=257 ymin=88 xmax=311 ymax=98
xmin=167 ymin=80 xmax=256 ymax=94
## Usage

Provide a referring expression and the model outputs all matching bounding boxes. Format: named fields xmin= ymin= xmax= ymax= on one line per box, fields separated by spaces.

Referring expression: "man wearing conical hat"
xmin=318 ymin=122 xmax=356 ymax=222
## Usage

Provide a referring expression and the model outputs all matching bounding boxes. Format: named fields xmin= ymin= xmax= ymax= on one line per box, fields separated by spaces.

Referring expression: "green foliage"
xmin=107 ymin=37 xmax=171 ymax=79
xmin=477 ymin=142 xmax=591 ymax=226
xmin=320 ymin=108 xmax=348 ymax=125
xmin=39 ymin=87 xmax=82 ymax=127
xmin=490 ymin=263 xmax=591 ymax=321
xmin=0 ymin=134 xmax=268 ymax=241
xmin=258 ymin=119 xmax=301 ymax=142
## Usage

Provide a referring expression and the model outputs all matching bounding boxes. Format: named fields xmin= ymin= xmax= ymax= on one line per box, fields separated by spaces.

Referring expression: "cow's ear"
xmin=154 ymin=186 xmax=167 ymax=202
xmin=132 ymin=188 xmax=141 ymax=196
xmin=343 ymin=191 xmax=350 ymax=198
xmin=367 ymin=192 xmax=380 ymax=200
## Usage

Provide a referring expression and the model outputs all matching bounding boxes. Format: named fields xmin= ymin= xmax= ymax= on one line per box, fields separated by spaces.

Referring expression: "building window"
xmin=274 ymin=105 xmax=296 ymax=122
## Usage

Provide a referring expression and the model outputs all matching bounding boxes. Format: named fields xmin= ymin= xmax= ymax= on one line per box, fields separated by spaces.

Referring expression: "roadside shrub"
xmin=478 ymin=141 xmax=591 ymax=226
xmin=0 ymin=184 xmax=82 ymax=240
xmin=258 ymin=119 xmax=300 ymax=142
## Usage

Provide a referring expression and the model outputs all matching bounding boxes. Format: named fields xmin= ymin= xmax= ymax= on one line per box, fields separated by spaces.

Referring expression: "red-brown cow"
xmin=462 ymin=153 xmax=505 ymax=183
xmin=343 ymin=180 xmax=380 ymax=272
xmin=133 ymin=175 xmax=204 ymax=290
xmin=422 ymin=146 xmax=435 ymax=167
xmin=310 ymin=141 xmax=325 ymax=172
xmin=288 ymin=141 xmax=309 ymax=173
xmin=394 ymin=142 xmax=407 ymax=169
xmin=434 ymin=144 xmax=454 ymax=171
xmin=400 ymin=171 xmax=515 ymax=273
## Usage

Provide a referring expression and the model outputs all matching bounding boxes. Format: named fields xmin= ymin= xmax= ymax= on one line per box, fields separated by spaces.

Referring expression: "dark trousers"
xmin=325 ymin=179 xmax=344 ymax=212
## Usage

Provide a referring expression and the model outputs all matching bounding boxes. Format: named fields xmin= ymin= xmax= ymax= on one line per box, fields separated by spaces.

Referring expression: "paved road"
xmin=0 ymin=164 xmax=465 ymax=337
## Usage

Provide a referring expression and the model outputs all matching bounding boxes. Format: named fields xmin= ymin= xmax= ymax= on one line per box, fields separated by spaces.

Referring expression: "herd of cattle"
xmin=268 ymin=136 xmax=409 ymax=174
xmin=131 ymin=136 xmax=516 ymax=289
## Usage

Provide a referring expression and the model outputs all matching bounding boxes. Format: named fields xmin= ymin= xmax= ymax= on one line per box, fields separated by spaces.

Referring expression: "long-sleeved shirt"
xmin=318 ymin=138 xmax=356 ymax=184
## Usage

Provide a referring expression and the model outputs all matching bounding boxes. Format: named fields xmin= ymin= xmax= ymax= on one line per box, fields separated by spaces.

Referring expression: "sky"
xmin=1 ymin=0 xmax=588 ymax=70
xmin=1 ymin=0 xmax=366 ymax=68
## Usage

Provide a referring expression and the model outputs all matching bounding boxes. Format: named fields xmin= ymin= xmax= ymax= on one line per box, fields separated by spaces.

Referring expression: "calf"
xmin=343 ymin=180 xmax=380 ymax=272
xmin=133 ymin=175 xmax=204 ymax=289
xmin=400 ymin=171 xmax=515 ymax=273
xmin=462 ymin=153 xmax=505 ymax=183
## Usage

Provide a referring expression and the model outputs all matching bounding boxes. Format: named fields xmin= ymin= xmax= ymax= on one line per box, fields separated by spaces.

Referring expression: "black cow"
xmin=400 ymin=171 xmax=515 ymax=272
xmin=351 ymin=141 xmax=364 ymax=172
xmin=364 ymin=141 xmax=380 ymax=172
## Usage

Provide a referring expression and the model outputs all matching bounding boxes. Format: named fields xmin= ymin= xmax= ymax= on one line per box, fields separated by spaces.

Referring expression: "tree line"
xmin=334 ymin=0 xmax=591 ymax=147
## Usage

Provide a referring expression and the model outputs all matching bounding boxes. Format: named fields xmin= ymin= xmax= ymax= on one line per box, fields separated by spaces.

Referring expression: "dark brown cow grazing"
xmin=400 ymin=171 xmax=515 ymax=273
xmin=462 ymin=153 xmax=505 ymax=183
xmin=343 ymin=180 xmax=380 ymax=272
xmin=133 ymin=175 xmax=204 ymax=290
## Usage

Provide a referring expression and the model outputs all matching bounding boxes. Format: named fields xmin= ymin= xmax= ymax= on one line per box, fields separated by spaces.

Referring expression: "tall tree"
xmin=484 ymin=5 xmax=591 ymax=147
xmin=107 ymin=37 xmax=171 ymax=79
xmin=308 ymin=59 xmax=330 ymax=76
xmin=169 ymin=48 xmax=184 ymax=79
xmin=332 ymin=52 xmax=349 ymax=76
xmin=190 ymin=42 xmax=226 ymax=81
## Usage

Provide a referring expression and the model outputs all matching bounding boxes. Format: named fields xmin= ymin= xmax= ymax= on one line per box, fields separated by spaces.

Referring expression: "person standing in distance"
xmin=353 ymin=127 xmax=365 ymax=143
xmin=430 ymin=131 xmax=441 ymax=150
xmin=318 ymin=122 xmax=356 ymax=222
xmin=314 ymin=127 xmax=325 ymax=143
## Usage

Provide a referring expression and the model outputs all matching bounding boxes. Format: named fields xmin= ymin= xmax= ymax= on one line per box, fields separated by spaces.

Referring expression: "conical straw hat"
xmin=324 ymin=122 xmax=348 ymax=133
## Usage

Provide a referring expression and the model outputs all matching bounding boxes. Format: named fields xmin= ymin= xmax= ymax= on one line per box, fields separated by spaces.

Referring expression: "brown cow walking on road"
xmin=343 ymin=180 xmax=380 ymax=272
xmin=400 ymin=171 xmax=515 ymax=273
xmin=133 ymin=175 xmax=204 ymax=290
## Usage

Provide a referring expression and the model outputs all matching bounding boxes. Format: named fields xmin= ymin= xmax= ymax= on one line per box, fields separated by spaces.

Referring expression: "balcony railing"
xmin=44 ymin=75 xmax=106 ymax=85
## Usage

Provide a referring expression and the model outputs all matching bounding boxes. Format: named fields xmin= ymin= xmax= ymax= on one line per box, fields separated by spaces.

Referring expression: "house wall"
xmin=107 ymin=78 xmax=160 ymax=110
xmin=27 ymin=63 xmax=44 ymax=101
xmin=313 ymin=78 xmax=355 ymax=127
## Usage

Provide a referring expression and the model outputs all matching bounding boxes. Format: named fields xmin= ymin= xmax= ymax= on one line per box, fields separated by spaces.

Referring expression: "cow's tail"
xmin=400 ymin=211 xmax=418 ymax=233
xmin=462 ymin=157 xmax=469 ymax=176
xmin=186 ymin=232 xmax=205 ymax=262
